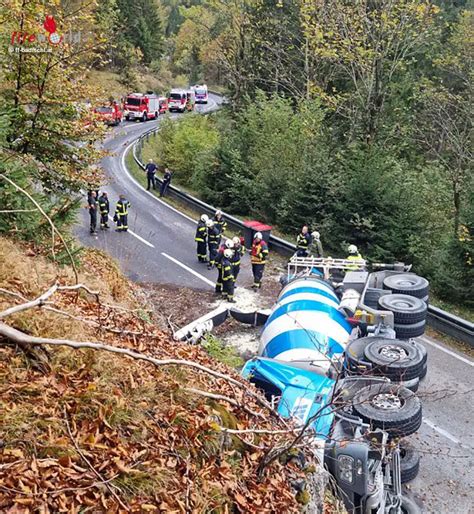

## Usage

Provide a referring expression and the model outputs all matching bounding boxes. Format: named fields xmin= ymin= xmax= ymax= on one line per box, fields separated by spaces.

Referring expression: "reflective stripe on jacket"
xmin=251 ymin=241 xmax=268 ymax=264
xmin=115 ymin=200 xmax=130 ymax=216
xmin=195 ymin=221 xmax=207 ymax=242
xmin=222 ymin=258 xmax=233 ymax=281
xmin=296 ymin=233 xmax=311 ymax=250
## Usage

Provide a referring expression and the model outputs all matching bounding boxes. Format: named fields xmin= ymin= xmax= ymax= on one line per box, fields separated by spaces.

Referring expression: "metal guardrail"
xmin=129 ymin=95 xmax=474 ymax=347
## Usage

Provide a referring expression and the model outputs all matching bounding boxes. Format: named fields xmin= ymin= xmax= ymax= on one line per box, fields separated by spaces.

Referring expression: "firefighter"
xmin=251 ymin=232 xmax=269 ymax=290
xmin=347 ymin=244 xmax=364 ymax=270
xmin=231 ymin=236 xmax=245 ymax=282
xmin=207 ymin=220 xmax=220 ymax=269
xmin=145 ymin=159 xmax=157 ymax=191
xmin=114 ymin=194 xmax=130 ymax=232
xmin=296 ymin=225 xmax=311 ymax=257
xmin=214 ymin=210 xmax=227 ymax=235
xmin=98 ymin=192 xmax=110 ymax=229
xmin=215 ymin=239 xmax=234 ymax=294
xmin=195 ymin=214 xmax=209 ymax=262
xmin=222 ymin=248 xmax=236 ymax=302
xmin=160 ymin=168 xmax=172 ymax=197
xmin=310 ymin=231 xmax=324 ymax=258
xmin=87 ymin=190 xmax=98 ymax=235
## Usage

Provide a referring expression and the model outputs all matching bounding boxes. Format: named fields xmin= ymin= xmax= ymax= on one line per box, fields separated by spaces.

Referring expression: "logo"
xmin=9 ymin=14 xmax=84 ymax=54
xmin=43 ymin=15 xmax=63 ymax=45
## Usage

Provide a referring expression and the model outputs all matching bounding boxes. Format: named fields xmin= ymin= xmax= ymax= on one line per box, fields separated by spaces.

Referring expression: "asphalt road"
xmin=76 ymin=94 xmax=253 ymax=290
xmin=76 ymin=95 xmax=474 ymax=514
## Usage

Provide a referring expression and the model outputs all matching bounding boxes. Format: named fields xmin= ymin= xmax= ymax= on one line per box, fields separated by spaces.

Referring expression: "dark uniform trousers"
xmin=90 ymin=209 xmax=97 ymax=233
xmin=222 ymin=259 xmax=234 ymax=300
xmin=195 ymin=222 xmax=208 ymax=262
xmin=115 ymin=201 xmax=130 ymax=231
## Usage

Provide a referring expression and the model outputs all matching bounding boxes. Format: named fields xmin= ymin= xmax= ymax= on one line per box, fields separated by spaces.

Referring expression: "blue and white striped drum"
xmin=259 ymin=277 xmax=351 ymax=369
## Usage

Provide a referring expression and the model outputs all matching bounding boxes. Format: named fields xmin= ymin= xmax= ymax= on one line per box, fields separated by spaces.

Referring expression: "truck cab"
xmin=168 ymin=89 xmax=187 ymax=113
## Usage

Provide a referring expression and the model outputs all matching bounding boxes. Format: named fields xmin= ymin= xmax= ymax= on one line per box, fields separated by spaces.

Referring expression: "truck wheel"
xmin=378 ymin=294 xmax=427 ymax=325
xmin=400 ymin=495 xmax=422 ymax=514
xmin=142 ymin=112 xmax=148 ymax=122
xmin=400 ymin=442 xmax=420 ymax=483
xmin=352 ymin=383 xmax=422 ymax=437
xmin=345 ymin=337 xmax=373 ymax=373
xmin=383 ymin=274 xmax=429 ymax=299
xmin=394 ymin=320 xmax=426 ymax=340
xmin=396 ymin=376 xmax=420 ymax=393
xmin=419 ymin=362 xmax=427 ymax=380
xmin=363 ymin=339 xmax=424 ymax=381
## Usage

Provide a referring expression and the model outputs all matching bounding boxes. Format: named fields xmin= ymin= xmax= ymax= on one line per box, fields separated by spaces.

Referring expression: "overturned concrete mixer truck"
xmin=176 ymin=256 xmax=430 ymax=514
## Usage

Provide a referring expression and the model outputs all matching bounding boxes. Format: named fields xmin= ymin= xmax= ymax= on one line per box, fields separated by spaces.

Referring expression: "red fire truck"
xmin=123 ymin=92 xmax=160 ymax=122
xmin=93 ymin=102 xmax=122 ymax=126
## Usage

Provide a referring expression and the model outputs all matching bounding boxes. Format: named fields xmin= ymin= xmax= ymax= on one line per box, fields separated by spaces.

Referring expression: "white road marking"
xmin=120 ymin=139 xmax=197 ymax=224
xmin=423 ymin=418 xmax=461 ymax=444
xmin=418 ymin=335 xmax=474 ymax=367
xmin=161 ymin=252 xmax=214 ymax=287
xmin=107 ymin=215 xmax=155 ymax=248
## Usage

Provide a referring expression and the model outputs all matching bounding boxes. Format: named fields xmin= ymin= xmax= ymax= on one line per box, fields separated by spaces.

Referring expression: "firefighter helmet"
xmin=206 ymin=220 xmax=214 ymax=228
xmin=254 ymin=232 xmax=263 ymax=240
xmin=232 ymin=236 xmax=240 ymax=245
xmin=201 ymin=214 xmax=209 ymax=222
xmin=348 ymin=244 xmax=358 ymax=255
xmin=225 ymin=239 xmax=234 ymax=249
xmin=224 ymin=249 xmax=233 ymax=258
xmin=311 ymin=231 xmax=320 ymax=240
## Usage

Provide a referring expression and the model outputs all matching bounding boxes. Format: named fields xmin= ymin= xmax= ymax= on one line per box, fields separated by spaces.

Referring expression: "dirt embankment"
xmin=0 ymin=238 xmax=324 ymax=513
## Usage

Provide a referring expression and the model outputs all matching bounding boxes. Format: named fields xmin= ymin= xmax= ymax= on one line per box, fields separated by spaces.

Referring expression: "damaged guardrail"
xmin=129 ymin=95 xmax=474 ymax=348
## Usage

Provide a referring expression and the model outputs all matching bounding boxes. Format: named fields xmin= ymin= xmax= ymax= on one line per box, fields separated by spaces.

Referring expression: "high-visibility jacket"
xmin=195 ymin=220 xmax=207 ymax=243
xmin=251 ymin=240 xmax=268 ymax=264
xmin=347 ymin=253 xmax=364 ymax=270
xmin=208 ymin=226 xmax=220 ymax=246
xmin=231 ymin=244 xmax=245 ymax=266
xmin=296 ymin=232 xmax=311 ymax=251
xmin=221 ymin=257 xmax=233 ymax=281
xmin=98 ymin=195 xmax=109 ymax=215
xmin=214 ymin=216 xmax=227 ymax=235
xmin=115 ymin=199 xmax=130 ymax=217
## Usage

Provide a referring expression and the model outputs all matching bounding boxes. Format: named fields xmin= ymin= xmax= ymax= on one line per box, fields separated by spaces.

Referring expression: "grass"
xmin=201 ymin=334 xmax=244 ymax=368
xmin=429 ymin=295 xmax=473 ymax=322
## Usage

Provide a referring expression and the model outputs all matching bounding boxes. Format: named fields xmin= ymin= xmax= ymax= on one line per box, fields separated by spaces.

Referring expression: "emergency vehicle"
xmin=191 ymin=84 xmax=208 ymax=104
xmin=93 ymin=103 xmax=122 ymax=126
xmin=123 ymin=92 xmax=160 ymax=122
xmin=168 ymin=89 xmax=187 ymax=113
xmin=158 ymin=97 xmax=169 ymax=114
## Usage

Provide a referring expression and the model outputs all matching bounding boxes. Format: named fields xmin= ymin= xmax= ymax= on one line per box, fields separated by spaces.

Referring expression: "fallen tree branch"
xmin=0 ymin=322 xmax=278 ymax=418
xmin=0 ymin=209 xmax=37 ymax=213
xmin=0 ymin=283 xmax=100 ymax=319
xmin=0 ymin=173 xmax=79 ymax=283
xmin=63 ymin=408 xmax=129 ymax=511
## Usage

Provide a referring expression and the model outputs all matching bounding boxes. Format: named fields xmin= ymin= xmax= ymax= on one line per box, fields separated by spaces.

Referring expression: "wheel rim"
xmin=393 ymin=299 xmax=412 ymax=309
xmin=371 ymin=393 xmax=402 ymax=410
xmin=379 ymin=345 xmax=409 ymax=360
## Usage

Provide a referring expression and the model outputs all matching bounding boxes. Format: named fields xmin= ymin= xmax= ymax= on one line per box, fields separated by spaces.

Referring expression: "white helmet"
xmin=225 ymin=239 xmax=234 ymax=249
xmin=348 ymin=244 xmax=358 ymax=254
xmin=232 ymin=236 xmax=240 ymax=245
xmin=206 ymin=220 xmax=214 ymax=228
xmin=215 ymin=209 xmax=222 ymax=216
xmin=201 ymin=214 xmax=209 ymax=223
xmin=223 ymin=249 xmax=233 ymax=258
xmin=254 ymin=232 xmax=262 ymax=240
xmin=311 ymin=231 xmax=320 ymax=240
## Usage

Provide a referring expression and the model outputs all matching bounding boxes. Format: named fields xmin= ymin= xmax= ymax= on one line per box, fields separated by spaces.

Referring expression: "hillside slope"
xmin=0 ymin=238 xmax=322 ymax=512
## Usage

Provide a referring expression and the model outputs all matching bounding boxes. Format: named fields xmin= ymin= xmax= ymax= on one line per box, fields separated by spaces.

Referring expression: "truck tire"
xmin=397 ymin=376 xmax=420 ymax=393
xmin=378 ymin=294 xmax=427 ymax=325
xmin=394 ymin=320 xmax=426 ymax=339
xmin=400 ymin=495 xmax=422 ymax=514
xmin=419 ymin=362 xmax=428 ymax=380
xmin=352 ymin=383 xmax=422 ymax=437
xmin=363 ymin=339 xmax=424 ymax=381
xmin=142 ymin=112 xmax=148 ymax=122
xmin=400 ymin=442 xmax=420 ymax=483
xmin=345 ymin=337 xmax=373 ymax=373
xmin=383 ymin=274 xmax=429 ymax=299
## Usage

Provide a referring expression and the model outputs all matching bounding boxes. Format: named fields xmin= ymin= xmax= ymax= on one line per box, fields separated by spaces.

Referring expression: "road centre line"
xmin=107 ymin=215 xmax=155 ymax=248
xmin=161 ymin=252 xmax=214 ymax=287
xmin=419 ymin=335 xmax=474 ymax=367
xmin=422 ymin=418 xmax=461 ymax=445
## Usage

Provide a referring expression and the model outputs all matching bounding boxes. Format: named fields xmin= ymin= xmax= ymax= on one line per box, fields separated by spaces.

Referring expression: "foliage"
xmin=202 ymin=334 xmax=244 ymax=368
